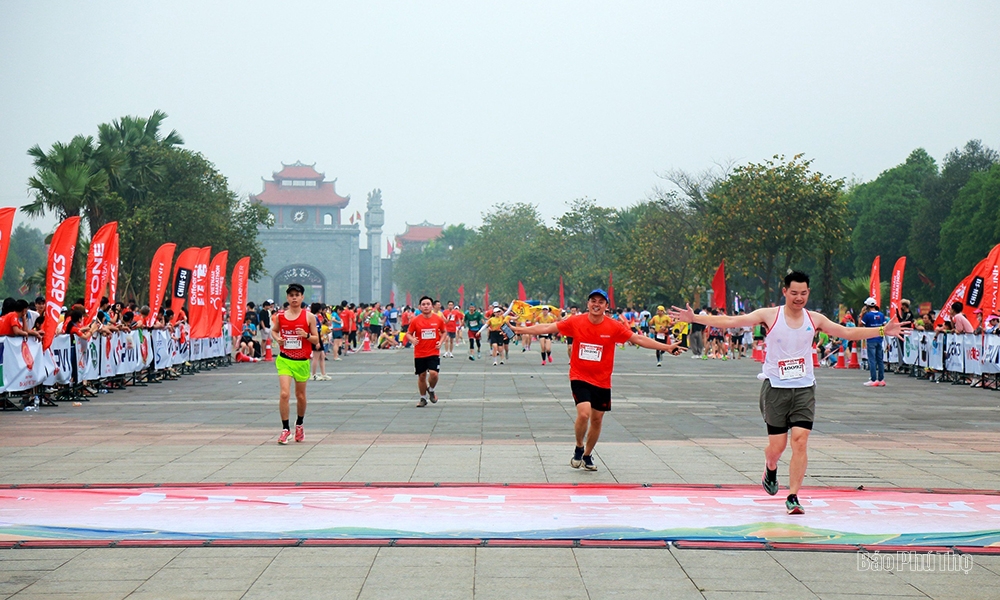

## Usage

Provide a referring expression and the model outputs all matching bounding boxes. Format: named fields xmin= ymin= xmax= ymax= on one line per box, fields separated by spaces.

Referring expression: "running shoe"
xmin=863 ymin=381 xmax=878 ymax=387
xmin=493 ymin=360 xmax=498 ymax=366
xmin=428 ymin=390 xmax=437 ymax=404
xmin=762 ymin=468 xmax=778 ymax=496
xmin=469 ymin=355 xmax=475 ymax=361
xmin=570 ymin=446 xmax=584 ymax=468
xmin=785 ymin=495 xmax=805 ymax=515
xmin=294 ymin=425 xmax=304 ymax=443
xmin=500 ymin=360 xmax=504 ymax=365
xmin=657 ymin=361 xmax=662 ymax=367
xmin=542 ymin=360 xmax=546 ymax=366
xmin=548 ymin=355 xmax=552 ymax=363
xmin=417 ymin=398 xmax=428 ymax=408
xmin=277 ymin=429 xmax=291 ymax=445
xmin=582 ymin=455 xmax=597 ymax=471
xmin=877 ymin=381 xmax=886 ymax=387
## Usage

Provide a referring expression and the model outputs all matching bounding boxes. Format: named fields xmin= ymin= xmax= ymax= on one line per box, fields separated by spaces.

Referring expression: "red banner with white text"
xmin=0 ymin=207 xmax=16 ymax=284
xmin=869 ymin=255 xmax=881 ymax=308
xmin=43 ymin=217 xmax=80 ymax=349
xmin=230 ymin=257 xmax=250 ymax=336
xmin=187 ymin=247 xmax=212 ymax=337
xmin=204 ymin=251 xmax=228 ymax=339
xmin=169 ymin=247 xmax=201 ymax=325
xmin=84 ymin=222 xmax=117 ymax=322
xmin=148 ymin=243 xmax=176 ymax=321
xmin=889 ymin=256 xmax=906 ymax=319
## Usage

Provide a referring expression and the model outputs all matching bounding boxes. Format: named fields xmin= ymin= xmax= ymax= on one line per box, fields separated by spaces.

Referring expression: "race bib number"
xmin=656 ymin=333 xmax=666 ymax=341
xmin=283 ymin=336 xmax=302 ymax=350
xmin=777 ymin=357 xmax=806 ymax=380
xmin=420 ymin=328 xmax=437 ymax=340
xmin=469 ymin=321 xmax=479 ymax=328
xmin=578 ymin=343 xmax=603 ymax=362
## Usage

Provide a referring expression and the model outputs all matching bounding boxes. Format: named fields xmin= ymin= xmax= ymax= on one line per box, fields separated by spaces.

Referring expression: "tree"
xmin=695 ymin=154 xmax=847 ymax=304
xmin=938 ymin=164 xmax=1000 ymax=288
xmin=23 ymin=135 xmax=110 ymax=235
xmin=464 ymin=203 xmax=549 ymax=302
xmin=849 ymin=149 xmax=937 ymax=275
xmin=614 ymin=197 xmax=696 ymax=306
xmin=0 ymin=224 xmax=47 ymax=298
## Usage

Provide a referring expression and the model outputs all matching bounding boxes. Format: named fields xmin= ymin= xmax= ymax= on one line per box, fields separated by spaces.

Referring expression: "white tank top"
xmin=762 ymin=307 xmax=816 ymax=389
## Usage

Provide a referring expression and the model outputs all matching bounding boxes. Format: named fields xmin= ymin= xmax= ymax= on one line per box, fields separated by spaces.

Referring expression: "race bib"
xmin=283 ymin=336 xmax=302 ymax=350
xmin=656 ymin=333 xmax=666 ymax=341
xmin=469 ymin=321 xmax=479 ymax=328
xmin=777 ymin=357 xmax=806 ymax=380
xmin=420 ymin=328 xmax=437 ymax=340
xmin=578 ymin=343 xmax=603 ymax=362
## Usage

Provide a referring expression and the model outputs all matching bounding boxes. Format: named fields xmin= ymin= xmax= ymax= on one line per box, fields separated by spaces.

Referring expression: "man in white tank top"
xmin=671 ymin=271 xmax=908 ymax=515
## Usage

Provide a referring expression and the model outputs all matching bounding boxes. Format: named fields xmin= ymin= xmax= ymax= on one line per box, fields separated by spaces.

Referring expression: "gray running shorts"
xmin=759 ymin=380 xmax=815 ymax=433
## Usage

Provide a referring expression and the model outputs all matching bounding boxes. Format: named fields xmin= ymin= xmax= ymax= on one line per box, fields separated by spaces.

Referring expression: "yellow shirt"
xmin=650 ymin=314 xmax=672 ymax=333
xmin=487 ymin=316 xmax=506 ymax=331
xmin=536 ymin=313 xmax=557 ymax=325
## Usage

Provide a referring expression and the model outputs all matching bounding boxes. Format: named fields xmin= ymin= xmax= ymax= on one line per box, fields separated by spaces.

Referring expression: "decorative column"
xmin=364 ymin=189 xmax=384 ymax=304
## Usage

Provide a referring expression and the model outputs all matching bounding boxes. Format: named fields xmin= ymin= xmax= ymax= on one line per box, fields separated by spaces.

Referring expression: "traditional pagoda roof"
xmin=274 ymin=161 xmax=324 ymax=180
xmin=252 ymin=161 xmax=350 ymax=208
xmin=396 ymin=221 xmax=444 ymax=244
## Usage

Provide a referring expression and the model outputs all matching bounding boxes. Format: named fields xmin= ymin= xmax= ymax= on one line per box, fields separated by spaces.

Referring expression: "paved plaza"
xmin=1 ymin=345 xmax=999 ymax=599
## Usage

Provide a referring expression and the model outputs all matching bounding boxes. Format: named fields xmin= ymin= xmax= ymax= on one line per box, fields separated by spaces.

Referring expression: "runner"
xmin=309 ymin=302 xmax=330 ymax=381
xmin=442 ymin=300 xmax=461 ymax=358
xmin=486 ymin=307 xmax=507 ymax=366
xmin=464 ymin=303 xmax=484 ymax=360
xmin=534 ymin=306 xmax=558 ymax=365
xmin=649 ymin=306 xmax=672 ymax=367
xmin=514 ymin=289 xmax=685 ymax=471
xmin=270 ymin=284 xmax=320 ymax=445
xmin=669 ymin=271 xmax=909 ymax=515
xmin=404 ymin=296 xmax=446 ymax=407
xmin=342 ymin=302 xmax=357 ymax=352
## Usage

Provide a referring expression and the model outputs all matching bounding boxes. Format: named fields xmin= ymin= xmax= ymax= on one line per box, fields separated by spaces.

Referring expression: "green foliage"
xmin=839 ymin=276 xmax=889 ymax=316
xmin=938 ymin=164 xmax=1000 ymax=290
xmin=0 ymin=224 xmax=47 ymax=299
xmin=23 ymin=110 xmax=270 ymax=304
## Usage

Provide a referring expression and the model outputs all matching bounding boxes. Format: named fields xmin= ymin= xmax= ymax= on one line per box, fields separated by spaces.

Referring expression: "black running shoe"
xmin=785 ymin=494 xmax=804 ymax=515
xmin=416 ymin=398 xmax=428 ymax=408
xmin=582 ymin=455 xmax=597 ymax=471
xmin=570 ymin=446 xmax=584 ymax=468
xmin=762 ymin=468 xmax=779 ymax=496
xmin=428 ymin=390 xmax=437 ymax=404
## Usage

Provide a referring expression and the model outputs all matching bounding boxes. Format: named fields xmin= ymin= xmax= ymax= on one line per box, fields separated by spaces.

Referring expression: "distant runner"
xmin=271 ymin=284 xmax=320 ymax=445
xmin=405 ymin=296 xmax=446 ymax=407
xmin=464 ymin=303 xmax=484 ymax=361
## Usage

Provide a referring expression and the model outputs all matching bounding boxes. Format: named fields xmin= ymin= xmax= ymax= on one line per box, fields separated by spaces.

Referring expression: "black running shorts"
xmin=570 ymin=380 xmax=612 ymax=412
xmin=414 ymin=356 xmax=441 ymax=375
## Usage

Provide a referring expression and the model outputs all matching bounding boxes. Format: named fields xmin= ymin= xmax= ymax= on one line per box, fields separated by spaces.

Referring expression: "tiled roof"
xmin=274 ymin=161 xmax=324 ymax=180
xmin=253 ymin=180 xmax=349 ymax=208
xmin=396 ymin=221 xmax=444 ymax=243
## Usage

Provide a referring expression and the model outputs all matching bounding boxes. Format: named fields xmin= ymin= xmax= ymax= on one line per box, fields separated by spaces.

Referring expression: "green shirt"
xmin=464 ymin=310 xmax=484 ymax=330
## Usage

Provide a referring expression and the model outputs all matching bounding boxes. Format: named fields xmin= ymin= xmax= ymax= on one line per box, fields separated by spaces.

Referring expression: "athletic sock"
xmin=428 ymin=386 xmax=435 ymax=393
xmin=296 ymin=416 xmax=304 ymax=426
xmin=282 ymin=420 xmax=290 ymax=430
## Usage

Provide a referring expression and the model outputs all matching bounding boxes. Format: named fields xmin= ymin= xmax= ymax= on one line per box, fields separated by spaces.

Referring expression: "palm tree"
xmin=96 ymin=109 xmax=183 ymax=207
xmin=839 ymin=276 xmax=890 ymax=316
xmin=23 ymin=135 xmax=109 ymax=234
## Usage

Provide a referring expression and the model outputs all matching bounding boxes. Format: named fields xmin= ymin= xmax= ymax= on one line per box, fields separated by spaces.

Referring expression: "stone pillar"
xmin=364 ymin=189 xmax=384 ymax=304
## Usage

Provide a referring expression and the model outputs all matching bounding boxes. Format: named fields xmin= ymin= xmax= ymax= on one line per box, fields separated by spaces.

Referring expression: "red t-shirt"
xmin=443 ymin=309 xmax=462 ymax=332
xmin=341 ymin=309 xmax=356 ymax=332
xmin=0 ymin=312 xmax=23 ymax=336
xmin=407 ymin=313 xmax=446 ymax=358
xmin=557 ymin=313 xmax=634 ymax=389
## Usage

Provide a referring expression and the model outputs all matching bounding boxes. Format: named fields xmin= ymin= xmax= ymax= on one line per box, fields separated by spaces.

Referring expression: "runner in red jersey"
xmin=270 ymin=284 xmax=319 ymax=445
xmin=514 ymin=289 xmax=685 ymax=471
xmin=404 ymin=296 xmax=446 ymax=407
xmin=442 ymin=300 xmax=461 ymax=358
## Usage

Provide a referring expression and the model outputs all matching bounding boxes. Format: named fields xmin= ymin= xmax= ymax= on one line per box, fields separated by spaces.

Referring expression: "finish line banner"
xmin=1 ymin=484 xmax=999 ymax=547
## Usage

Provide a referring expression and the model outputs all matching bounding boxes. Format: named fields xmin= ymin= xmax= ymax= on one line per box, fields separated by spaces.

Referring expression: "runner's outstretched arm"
xmin=812 ymin=312 xmax=911 ymax=341
xmin=669 ymin=304 xmax=772 ymax=329
xmin=512 ymin=323 xmax=560 ymax=336
xmin=628 ymin=333 xmax=686 ymax=355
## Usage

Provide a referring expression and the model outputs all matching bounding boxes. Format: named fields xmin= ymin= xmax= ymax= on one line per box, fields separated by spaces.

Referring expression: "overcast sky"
xmin=2 ymin=1 xmax=998 ymax=252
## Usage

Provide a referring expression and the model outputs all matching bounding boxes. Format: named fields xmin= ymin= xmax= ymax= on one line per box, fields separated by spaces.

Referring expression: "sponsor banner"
xmin=983 ymin=336 xmax=1000 ymax=374
xmin=2 ymin=337 xmax=46 ymax=392
xmin=153 ymin=330 xmax=172 ymax=368
xmin=963 ymin=334 xmax=982 ymax=375
xmin=42 ymin=335 xmax=73 ymax=386
xmin=2 ymin=484 xmax=999 ymax=547
xmin=902 ymin=332 xmax=919 ymax=365
xmin=945 ymin=335 xmax=964 ymax=372
xmin=78 ymin=336 xmax=100 ymax=382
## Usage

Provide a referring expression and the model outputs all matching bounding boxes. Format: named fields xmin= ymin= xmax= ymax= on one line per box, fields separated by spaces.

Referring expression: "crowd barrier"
xmin=879 ymin=331 xmax=1000 ymax=388
xmin=1 ymin=325 xmax=232 ymax=409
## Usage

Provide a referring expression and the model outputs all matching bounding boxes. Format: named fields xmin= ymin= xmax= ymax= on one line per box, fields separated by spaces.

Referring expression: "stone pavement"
xmin=1 ymin=344 xmax=999 ymax=598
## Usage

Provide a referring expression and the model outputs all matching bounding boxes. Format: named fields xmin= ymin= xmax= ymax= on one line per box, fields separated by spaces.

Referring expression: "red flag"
xmin=483 ymin=285 xmax=490 ymax=309
xmin=387 ymin=240 xmax=393 ymax=256
xmin=148 ymin=243 xmax=176 ymax=320
xmin=83 ymin=222 xmax=117 ymax=321
xmin=405 ymin=291 xmax=412 ymax=307
xmin=170 ymin=247 xmax=200 ymax=324
xmin=889 ymin=257 xmax=906 ymax=319
xmin=711 ymin=260 xmax=727 ymax=311
xmin=0 ymin=207 xmax=15 ymax=284
xmin=517 ymin=281 xmax=526 ymax=301
xmin=458 ymin=284 xmax=465 ymax=308
xmin=230 ymin=256 xmax=251 ymax=336
xmin=390 ymin=289 xmax=395 ymax=305
xmin=917 ymin=270 xmax=935 ymax=289
xmin=187 ymin=247 xmax=212 ymax=337
xmin=349 ymin=213 xmax=355 ymax=224
xmin=935 ymin=273 xmax=976 ymax=329
xmin=106 ymin=231 xmax=119 ymax=302
xmin=963 ymin=243 xmax=1000 ymax=320
xmin=869 ymin=256 xmax=881 ymax=308
xmin=203 ymin=251 xmax=228 ymax=338
xmin=608 ymin=272 xmax=615 ymax=309
xmin=559 ymin=276 xmax=565 ymax=310
xmin=42 ymin=217 xmax=80 ymax=349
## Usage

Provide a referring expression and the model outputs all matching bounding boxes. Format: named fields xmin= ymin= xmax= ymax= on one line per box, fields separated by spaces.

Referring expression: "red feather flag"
xmin=0 ymin=207 xmax=16 ymax=284
xmin=869 ymin=256 xmax=881 ymax=308
xmin=608 ymin=272 xmax=615 ymax=309
xmin=889 ymin=257 xmax=906 ymax=319
xmin=148 ymin=243 xmax=176 ymax=320
xmin=458 ymin=284 xmax=465 ymax=308
xmin=84 ymin=222 xmax=117 ymax=322
xmin=483 ymin=285 xmax=490 ymax=309
xmin=43 ymin=217 xmax=80 ymax=349
xmin=230 ymin=257 xmax=251 ymax=336
xmin=517 ymin=281 xmax=527 ymax=301
xmin=711 ymin=260 xmax=727 ymax=312
xmin=559 ymin=276 xmax=565 ymax=310
xmin=170 ymin=247 xmax=200 ymax=325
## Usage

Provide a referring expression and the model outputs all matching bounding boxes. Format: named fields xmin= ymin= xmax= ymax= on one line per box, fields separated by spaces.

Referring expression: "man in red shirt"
xmin=514 ymin=289 xmax=685 ymax=471
xmin=404 ymin=296 xmax=446 ymax=407
xmin=442 ymin=300 xmax=462 ymax=358
xmin=0 ymin=300 xmax=42 ymax=340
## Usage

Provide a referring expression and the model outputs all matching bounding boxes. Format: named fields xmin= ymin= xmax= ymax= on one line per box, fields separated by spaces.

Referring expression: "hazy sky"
xmin=2 ymin=1 xmax=998 ymax=252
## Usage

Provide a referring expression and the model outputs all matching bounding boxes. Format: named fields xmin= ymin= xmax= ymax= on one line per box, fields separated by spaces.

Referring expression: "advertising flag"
xmin=870 ymin=256 xmax=881 ymax=308
xmin=608 ymin=272 xmax=615 ymax=309
xmin=148 ymin=243 xmax=176 ymax=320
xmin=889 ymin=257 xmax=906 ymax=319
xmin=935 ymin=273 xmax=976 ymax=329
xmin=107 ymin=231 xmax=119 ymax=302
xmin=559 ymin=276 xmax=565 ymax=310
xmin=405 ymin=291 xmax=412 ymax=307
xmin=0 ymin=207 xmax=16 ymax=284
xmin=43 ymin=217 xmax=80 ymax=349
xmin=712 ymin=260 xmax=726 ymax=311
xmin=517 ymin=281 xmax=527 ymax=301
xmin=170 ymin=247 xmax=201 ymax=324
xmin=187 ymin=247 xmax=212 ymax=338
xmin=483 ymin=285 xmax=489 ymax=309
xmin=458 ymin=284 xmax=465 ymax=308
xmin=204 ymin=251 xmax=228 ymax=338
xmin=83 ymin=222 xmax=117 ymax=322
xmin=968 ymin=243 xmax=1000 ymax=319
xmin=230 ymin=256 xmax=250 ymax=336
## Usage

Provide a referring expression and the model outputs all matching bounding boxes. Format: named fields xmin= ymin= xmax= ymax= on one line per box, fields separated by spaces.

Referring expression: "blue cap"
xmin=588 ymin=289 xmax=609 ymax=302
